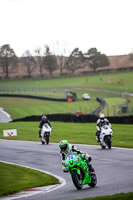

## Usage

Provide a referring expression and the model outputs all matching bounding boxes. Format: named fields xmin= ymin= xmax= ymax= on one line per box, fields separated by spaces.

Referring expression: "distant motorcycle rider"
xmin=59 ymin=140 xmax=95 ymax=174
xmin=96 ymin=113 xmax=112 ymax=142
xmin=39 ymin=115 xmax=52 ymax=138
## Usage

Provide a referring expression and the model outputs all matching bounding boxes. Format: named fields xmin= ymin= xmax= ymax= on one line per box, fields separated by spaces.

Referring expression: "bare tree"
xmin=0 ymin=44 xmax=18 ymax=78
xmin=129 ymin=52 xmax=133 ymax=61
xmin=66 ymin=48 xmax=84 ymax=75
xmin=21 ymin=50 xmax=36 ymax=77
xmin=56 ymin=55 xmax=67 ymax=76
xmin=34 ymin=47 xmax=45 ymax=77
xmin=52 ymin=41 xmax=68 ymax=76
xmin=44 ymin=46 xmax=57 ymax=77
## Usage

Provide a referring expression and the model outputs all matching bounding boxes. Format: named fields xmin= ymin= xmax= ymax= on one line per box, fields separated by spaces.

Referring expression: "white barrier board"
xmin=3 ymin=129 xmax=17 ymax=137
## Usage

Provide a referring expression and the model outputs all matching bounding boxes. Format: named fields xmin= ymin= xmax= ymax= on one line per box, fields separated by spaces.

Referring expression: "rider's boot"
xmin=88 ymin=164 xmax=95 ymax=175
xmin=96 ymin=136 xmax=100 ymax=143
xmin=96 ymin=131 xmax=101 ymax=142
xmin=63 ymin=166 xmax=68 ymax=173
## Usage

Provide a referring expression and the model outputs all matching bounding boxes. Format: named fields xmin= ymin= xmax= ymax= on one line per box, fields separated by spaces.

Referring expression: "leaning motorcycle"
xmin=62 ymin=152 xmax=97 ymax=190
xmin=41 ymin=123 xmax=52 ymax=145
xmin=97 ymin=125 xmax=113 ymax=149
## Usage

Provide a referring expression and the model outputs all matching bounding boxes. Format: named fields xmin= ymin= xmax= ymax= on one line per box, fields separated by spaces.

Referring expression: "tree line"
xmin=0 ymin=44 xmax=111 ymax=79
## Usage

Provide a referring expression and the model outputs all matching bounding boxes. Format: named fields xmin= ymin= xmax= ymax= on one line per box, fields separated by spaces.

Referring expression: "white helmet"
xmin=99 ymin=113 xmax=105 ymax=121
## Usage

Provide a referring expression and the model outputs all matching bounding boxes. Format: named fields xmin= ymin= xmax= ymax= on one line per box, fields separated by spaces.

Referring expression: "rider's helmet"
xmin=42 ymin=115 xmax=47 ymax=121
xmin=99 ymin=113 xmax=105 ymax=122
xmin=59 ymin=140 xmax=69 ymax=153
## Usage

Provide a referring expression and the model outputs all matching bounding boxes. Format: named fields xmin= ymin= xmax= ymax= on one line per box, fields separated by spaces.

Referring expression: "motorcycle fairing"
xmin=64 ymin=154 xmax=91 ymax=185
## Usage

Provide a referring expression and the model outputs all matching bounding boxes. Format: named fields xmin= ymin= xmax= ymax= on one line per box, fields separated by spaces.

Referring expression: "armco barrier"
xmin=12 ymin=114 xmax=98 ymax=123
xmin=0 ymin=94 xmax=67 ymax=102
xmin=12 ymin=114 xmax=133 ymax=124
xmin=90 ymin=97 xmax=106 ymax=115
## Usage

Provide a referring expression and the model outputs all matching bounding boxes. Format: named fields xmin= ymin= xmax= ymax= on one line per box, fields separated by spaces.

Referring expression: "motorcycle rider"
xmin=96 ymin=113 xmax=112 ymax=142
xmin=59 ymin=140 xmax=95 ymax=174
xmin=39 ymin=115 xmax=52 ymax=138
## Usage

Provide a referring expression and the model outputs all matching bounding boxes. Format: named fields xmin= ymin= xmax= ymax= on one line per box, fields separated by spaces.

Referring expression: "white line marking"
xmin=75 ymin=143 xmax=133 ymax=151
xmin=0 ymin=161 xmax=66 ymax=200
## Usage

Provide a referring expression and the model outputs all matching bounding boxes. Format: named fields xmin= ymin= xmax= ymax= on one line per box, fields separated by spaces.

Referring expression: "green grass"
xmin=103 ymin=98 xmax=126 ymax=116
xmin=0 ymin=96 xmax=132 ymax=120
xmin=0 ymin=162 xmax=59 ymax=196
xmin=0 ymin=122 xmax=133 ymax=148
xmin=73 ymin=192 xmax=133 ymax=200
xmin=1 ymin=71 xmax=133 ymax=93
xmin=0 ymin=97 xmax=99 ymax=119
xmin=0 ymin=122 xmax=133 ymax=198
xmin=0 ymin=71 xmax=133 ymax=117
xmin=0 ymin=71 xmax=133 ymax=198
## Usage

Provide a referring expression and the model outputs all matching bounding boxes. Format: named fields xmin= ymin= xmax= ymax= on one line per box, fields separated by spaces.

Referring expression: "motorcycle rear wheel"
xmin=45 ymin=134 xmax=49 ymax=144
xmin=71 ymin=170 xmax=83 ymax=190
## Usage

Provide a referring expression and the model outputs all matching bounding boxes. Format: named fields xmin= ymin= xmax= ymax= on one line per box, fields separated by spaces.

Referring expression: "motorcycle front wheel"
xmin=105 ymin=136 xmax=111 ymax=149
xmin=45 ymin=133 xmax=50 ymax=144
xmin=71 ymin=170 xmax=83 ymax=190
xmin=41 ymin=137 xmax=45 ymax=145
xmin=88 ymin=173 xmax=97 ymax=187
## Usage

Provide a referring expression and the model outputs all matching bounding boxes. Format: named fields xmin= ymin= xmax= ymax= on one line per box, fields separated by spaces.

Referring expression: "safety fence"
xmin=0 ymin=85 xmax=65 ymax=98
xmin=0 ymin=94 xmax=67 ymax=102
xmin=12 ymin=113 xmax=133 ymax=124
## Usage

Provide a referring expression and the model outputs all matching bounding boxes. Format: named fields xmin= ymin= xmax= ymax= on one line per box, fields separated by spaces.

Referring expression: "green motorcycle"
xmin=62 ymin=152 xmax=97 ymax=190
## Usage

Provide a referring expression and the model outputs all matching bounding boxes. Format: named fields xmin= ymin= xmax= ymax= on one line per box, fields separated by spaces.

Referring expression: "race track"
xmin=0 ymin=140 xmax=133 ymax=200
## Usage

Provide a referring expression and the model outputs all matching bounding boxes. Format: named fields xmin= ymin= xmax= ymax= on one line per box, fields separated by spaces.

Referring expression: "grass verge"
xmin=1 ymin=71 xmax=133 ymax=93
xmin=0 ymin=97 xmax=99 ymax=119
xmin=73 ymin=192 xmax=133 ymax=200
xmin=0 ymin=162 xmax=59 ymax=196
xmin=0 ymin=121 xmax=133 ymax=198
xmin=0 ymin=122 xmax=133 ymax=148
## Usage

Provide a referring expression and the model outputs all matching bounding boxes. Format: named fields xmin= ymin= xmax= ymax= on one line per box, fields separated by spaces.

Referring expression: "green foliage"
xmin=84 ymin=48 xmax=110 ymax=72
xmin=0 ymin=162 xmax=58 ymax=196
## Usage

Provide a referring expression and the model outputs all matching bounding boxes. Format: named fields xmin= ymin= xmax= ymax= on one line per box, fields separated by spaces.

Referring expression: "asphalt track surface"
xmin=0 ymin=140 xmax=133 ymax=200
xmin=0 ymin=108 xmax=12 ymax=123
